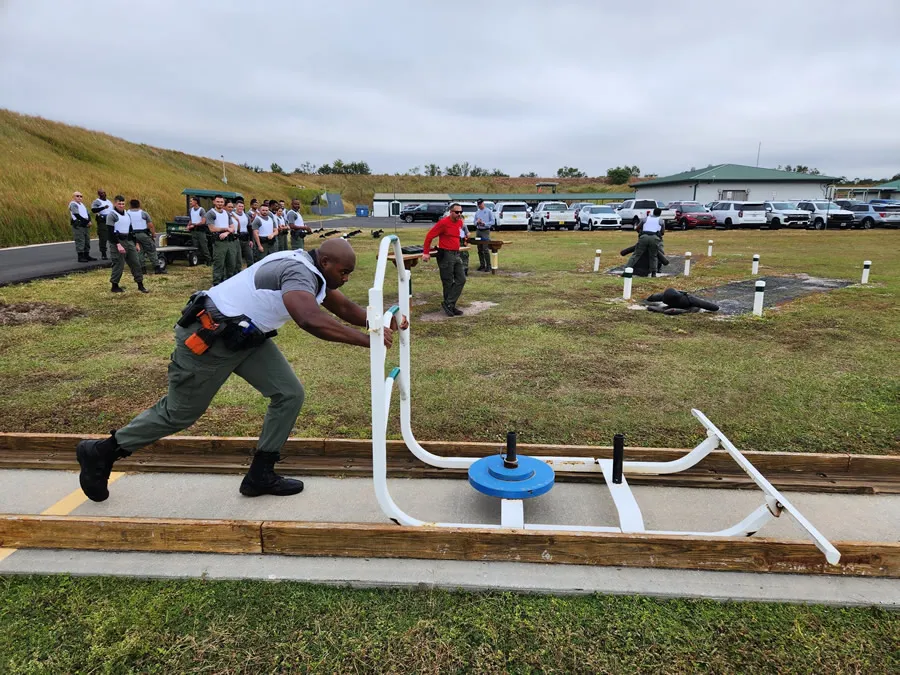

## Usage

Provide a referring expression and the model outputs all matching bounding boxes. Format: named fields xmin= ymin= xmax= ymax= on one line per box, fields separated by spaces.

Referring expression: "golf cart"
xmin=157 ymin=188 xmax=244 ymax=270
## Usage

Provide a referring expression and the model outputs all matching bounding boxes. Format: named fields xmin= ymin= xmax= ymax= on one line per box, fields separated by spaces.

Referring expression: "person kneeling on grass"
xmin=626 ymin=207 xmax=664 ymax=277
xmin=76 ymin=238 xmax=408 ymax=502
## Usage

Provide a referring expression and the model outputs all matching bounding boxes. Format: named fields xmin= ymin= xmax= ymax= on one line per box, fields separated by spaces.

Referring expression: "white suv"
xmin=710 ymin=201 xmax=767 ymax=229
xmin=493 ymin=201 xmax=530 ymax=230
xmin=763 ymin=201 xmax=810 ymax=230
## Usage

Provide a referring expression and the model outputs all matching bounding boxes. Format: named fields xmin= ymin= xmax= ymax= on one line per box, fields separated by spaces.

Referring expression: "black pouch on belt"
xmin=221 ymin=317 xmax=277 ymax=350
xmin=177 ymin=292 xmax=207 ymax=328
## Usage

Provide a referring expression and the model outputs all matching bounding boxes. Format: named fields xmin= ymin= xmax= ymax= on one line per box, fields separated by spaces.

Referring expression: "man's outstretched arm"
xmin=284 ymin=290 xmax=369 ymax=347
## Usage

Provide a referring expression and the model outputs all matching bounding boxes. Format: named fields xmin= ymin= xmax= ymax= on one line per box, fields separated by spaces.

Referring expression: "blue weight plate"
xmin=468 ymin=454 xmax=555 ymax=499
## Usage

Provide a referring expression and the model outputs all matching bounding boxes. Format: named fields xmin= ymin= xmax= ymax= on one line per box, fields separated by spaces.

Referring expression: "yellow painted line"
xmin=0 ymin=471 xmax=126 ymax=563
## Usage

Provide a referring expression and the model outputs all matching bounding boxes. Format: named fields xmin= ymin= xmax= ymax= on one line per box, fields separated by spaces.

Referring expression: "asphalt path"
xmin=0 ymin=218 xmax=425 ymax=287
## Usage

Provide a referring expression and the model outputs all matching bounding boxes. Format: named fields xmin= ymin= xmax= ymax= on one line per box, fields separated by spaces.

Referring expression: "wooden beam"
xmin=262 ymin=522 xmax=900 ymax=578
xmin=0 ymin=433 xmax=897 ymax=493
xmin=1 ymin=514 xmax=896 ymax=577
xmin=0 ymin=515 xmax=262 ymax=554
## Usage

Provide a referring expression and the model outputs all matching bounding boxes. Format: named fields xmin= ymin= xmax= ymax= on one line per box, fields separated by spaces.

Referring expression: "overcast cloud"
xmin=1 ymin=0 xmax=898 ymax=179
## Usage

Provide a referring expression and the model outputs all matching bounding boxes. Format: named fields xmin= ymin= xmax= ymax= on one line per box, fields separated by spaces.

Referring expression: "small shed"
xmin=311 ymin=192 xmax=345 ymax=216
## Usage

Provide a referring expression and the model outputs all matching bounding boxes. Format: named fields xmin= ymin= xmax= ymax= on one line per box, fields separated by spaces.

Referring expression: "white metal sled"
xmin=366 ymin=235 xmax=840 ymax=565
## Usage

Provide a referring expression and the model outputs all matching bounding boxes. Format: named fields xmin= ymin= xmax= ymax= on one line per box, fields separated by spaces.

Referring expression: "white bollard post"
xmin=861 ymin=260 xmax=871 ymax=284
xmin=753 ymin=280 xmax=765 ymax=316
xmin=593 ymin=249 xmax=602 ymax=272
xmin=623 ymin=267 xmax=633 ymax=300
xmin=684 ymin=252 xmax=692 ymax=276
xmin=490 ymin=250 xmax=498 ymax=274
xmin=752 ymin=253 xmax=760 ymax=275
xmin=707 ymin=240 xmax=713 ymax=257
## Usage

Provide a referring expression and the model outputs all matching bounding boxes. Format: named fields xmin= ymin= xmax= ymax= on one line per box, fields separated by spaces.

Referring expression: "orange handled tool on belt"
xmin=185 ymin=310 xmax=220 ymax=355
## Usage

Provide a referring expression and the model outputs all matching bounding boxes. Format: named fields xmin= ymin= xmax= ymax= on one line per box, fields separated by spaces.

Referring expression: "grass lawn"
xmin=0 ymin=228 xmax=897 ymax=455
xmin=0 ymin=576 xmax=897 ymax=673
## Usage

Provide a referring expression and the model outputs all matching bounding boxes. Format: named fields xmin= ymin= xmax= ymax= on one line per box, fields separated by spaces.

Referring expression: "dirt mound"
xmin=0 ymin=301 xmax=83 ymax=326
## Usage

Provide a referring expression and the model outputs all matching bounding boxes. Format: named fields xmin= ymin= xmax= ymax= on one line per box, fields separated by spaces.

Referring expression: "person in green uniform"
xmin=223 ymin=201 xmax=242 ymax=279
xmin=187 ymin=196 xmax=212 ymax=266
xmin=252 ymin=203 xmax=279 ymax=258
xmin=207 ymin=195 xmax=235 ymax=285
xmin=286 ymin=198 xmax=312 ymax=250
xmin=234 ymin=199 xmax=255 ymax=268
xmin=68 ymin=191 xmax=96 ymax=262
xmin=106 ymin=196 xmax=149 ymax=293
xmin=127 ymin=199 xmax=165 ymax=275
xmin=75 ymin=238 xmax=407 ymax=501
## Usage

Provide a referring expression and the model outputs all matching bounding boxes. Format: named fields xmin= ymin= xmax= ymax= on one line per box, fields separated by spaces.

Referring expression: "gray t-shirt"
xmin=254 ymin=254 xmax=322 ymax=296
xmin=285 ymin=209 xmax=305 ymax=229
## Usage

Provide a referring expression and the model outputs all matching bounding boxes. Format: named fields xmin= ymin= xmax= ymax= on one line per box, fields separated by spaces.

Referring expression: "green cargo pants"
xmin=109 ymin=238 xmax=144 ymax=285
xmin=437 ymin=249 xmax=466 ymax=310
xmin=115 ymin=324 xmax=304 ymax=455
xmin=133 ymin=230 xmax=157 ymax=273
xmin=239 ymin=238 xmax=255 ymax=268
xmin=71 ymin=224 xmax=89 ymax=255
xmin=261 ymin=237 xmax=279 ymax=259
xmin=212 ymin=238 xmax=240 ymax=285
xmin=290 ymin=232 xmax=305 ymax=251
xmin=278 ymin=231 xmax=289 ymax=252
xmin=192 ymin=228 xmax=211 ymax=264
xmin=476 ymin=228 xmax=491 ymax=269
xmin=626 ymin=234 xmax=661 ymax=275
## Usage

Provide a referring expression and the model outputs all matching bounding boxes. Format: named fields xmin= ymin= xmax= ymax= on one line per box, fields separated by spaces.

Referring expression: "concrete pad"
xmin=0 ymin=470 xmax=82 ymax=514
xmin=2 ymin=549 xmax=898 ymax=608
xmin=54 ymin=473 xmax=900 ymax=543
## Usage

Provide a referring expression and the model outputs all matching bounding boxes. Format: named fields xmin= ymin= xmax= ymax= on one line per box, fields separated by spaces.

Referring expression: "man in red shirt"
xmin=422 ymin=204 xmax=467 ymax=316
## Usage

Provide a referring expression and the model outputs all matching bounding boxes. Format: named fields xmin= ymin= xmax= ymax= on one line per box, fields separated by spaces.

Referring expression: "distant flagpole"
xmin=756 ymin=142 xmax=761 ymax=167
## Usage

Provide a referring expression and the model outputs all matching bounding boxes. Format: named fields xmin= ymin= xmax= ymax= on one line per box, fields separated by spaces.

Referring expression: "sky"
xmin=1 ymin=0 xmax=898 ymax=180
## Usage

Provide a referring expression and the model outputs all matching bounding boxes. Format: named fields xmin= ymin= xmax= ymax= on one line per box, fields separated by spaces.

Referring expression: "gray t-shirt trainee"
xmin=253 ymin=255 xmax=322 ymax=296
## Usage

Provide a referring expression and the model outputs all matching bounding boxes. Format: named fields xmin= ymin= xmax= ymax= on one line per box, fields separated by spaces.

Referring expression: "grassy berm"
xmin=0 ymin=227 xmax=897 ymax=455
xmin=0 ymin=108 xmax=627 ymax=246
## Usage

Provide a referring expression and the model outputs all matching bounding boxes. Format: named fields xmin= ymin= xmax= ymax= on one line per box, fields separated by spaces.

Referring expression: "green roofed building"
xmin=632 ymin=164 xmax=840 ymax=204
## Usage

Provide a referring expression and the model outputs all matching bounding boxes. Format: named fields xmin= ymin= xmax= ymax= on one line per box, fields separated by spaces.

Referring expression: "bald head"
xmin=316 ymin=239 xmax=356 ymax=289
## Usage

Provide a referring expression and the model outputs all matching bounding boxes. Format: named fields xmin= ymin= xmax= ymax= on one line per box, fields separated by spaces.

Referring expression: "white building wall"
xmin=636 ymin=180 xmax=832 ymax=204
xmin=373 ymin=201 xmax=389 ymax=217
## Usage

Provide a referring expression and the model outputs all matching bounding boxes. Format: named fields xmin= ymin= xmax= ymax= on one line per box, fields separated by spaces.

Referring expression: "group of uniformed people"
xmin=67 ymin=190 xmax=315 ymax=292
xmin=187 ymin=196 xmax=312 ymax=286
xmin=67 ymin=190 xmax=164 ymax=293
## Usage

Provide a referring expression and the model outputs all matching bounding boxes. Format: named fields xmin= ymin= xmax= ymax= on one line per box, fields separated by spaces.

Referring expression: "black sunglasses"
xmin=451 ymin=210 xmax=463 ymax=214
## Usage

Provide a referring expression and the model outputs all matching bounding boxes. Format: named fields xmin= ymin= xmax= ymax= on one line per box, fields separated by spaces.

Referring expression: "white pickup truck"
xmin=531 ymin=201 xmax=578 ymax=231
xmin=616 ymin=199 xmax=676 ymax=229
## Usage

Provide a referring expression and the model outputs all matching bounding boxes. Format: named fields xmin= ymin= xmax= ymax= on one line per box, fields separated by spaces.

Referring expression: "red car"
xmin=668 ymin=202 xmax=717 ymax=230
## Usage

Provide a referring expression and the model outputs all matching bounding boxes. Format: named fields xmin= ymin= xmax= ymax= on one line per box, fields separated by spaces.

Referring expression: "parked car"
xmin=569 ymin=202 xmax=592 ymax=227
xmin=710 ymin=201 xmax=767 ymax=229
xmin=795 ymin=201 xmax=855 ymax=230
xmin=617 ymin=199 xmax=676 ymax=229
xmin=446 ymin=202 xmax=479 ymax=228
xmin=577 ymin=205 xmax=622 ymax=230
xmin=667 ymin=202 xmax=716 ymax=230
xmin=705 ymin=201 xmax=719 ymax=210
xmin=494 ymin=201 xmax=530 ymax=230
xmin=400 ymin=203 xmax=447 ymax=223
xmin=763 ymin=201 xmax=810 ymax=229
xmin=845 ymin=202 xmax=900 ymax=229
xmin=868 ymin=198 xmax=900 ymax=206
xmin=605 ymin=202 xmax=623 ymax=210
xmin=532 ymin=201 xmax=577 ymax=230
xmin=833 ymin=199 xmax=866 ymax=210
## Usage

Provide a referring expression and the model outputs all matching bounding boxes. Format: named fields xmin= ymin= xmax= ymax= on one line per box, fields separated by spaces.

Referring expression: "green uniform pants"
xmin=115 ymin=324 xmax=304 ymax=455
xmin=261 ymin=237 xmax=279 ymax=259
xmin=290 ymin=233 xmax=305 ymax=250
xmin=278 ymin=231 xmax=289 ymax=252
xmin=626 ymin=234 xmax=661 ymax=275
xmin=475 ymin=229 xmax=491 ymax=269
xmin=96 ymin=220 xmax=109 ymax=257
xmin=437 ymin=249 xmax=466 ymax=310
xmin=212 ymin=238 xmax=240 ymax=285
xmin=239 ymin=238 xmax=255 ymax=268
xmin=459 ymin=238 xmax=469 ymax=275
xmin=109 ymin=238 xmax=144 ymax=285
xmin=71 ymin=224 xmax=89 ymax=255
xmin=192 ymin=228 xmax=211 ymax=264
xmin=133 ymin=230 xmax=157 ymax=273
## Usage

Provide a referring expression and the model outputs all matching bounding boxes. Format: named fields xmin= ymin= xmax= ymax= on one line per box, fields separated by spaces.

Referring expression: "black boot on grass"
xmin=137 ymin=281 xmax=150 ymax=293
xmin=76 ymin=431 xmax=130 ymax=502
xmin=239 ymin=452 xmax=304 ymax=497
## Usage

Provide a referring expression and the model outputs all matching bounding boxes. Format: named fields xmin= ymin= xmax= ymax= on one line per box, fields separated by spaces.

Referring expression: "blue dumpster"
xmin=355 ymin=205 xmax=370 ymax=217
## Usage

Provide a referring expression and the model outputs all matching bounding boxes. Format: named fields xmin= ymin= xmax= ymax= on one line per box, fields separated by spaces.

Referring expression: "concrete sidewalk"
xmin=1 ymin=469 xmax=898 ymax=606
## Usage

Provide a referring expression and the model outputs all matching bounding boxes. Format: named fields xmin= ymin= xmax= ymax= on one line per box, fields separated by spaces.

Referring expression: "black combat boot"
xmin=76 ymin=431 xmax=130 ymax=502
xmin=77 ymin=253 xmax=89 ymax=263
xmin=111 ymin=283 xmax=125 ymax=293
xmin=137 ymin=281 xmax=150 ymax=293
xmin=239 ymin=452 xmax=304 ymax=497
